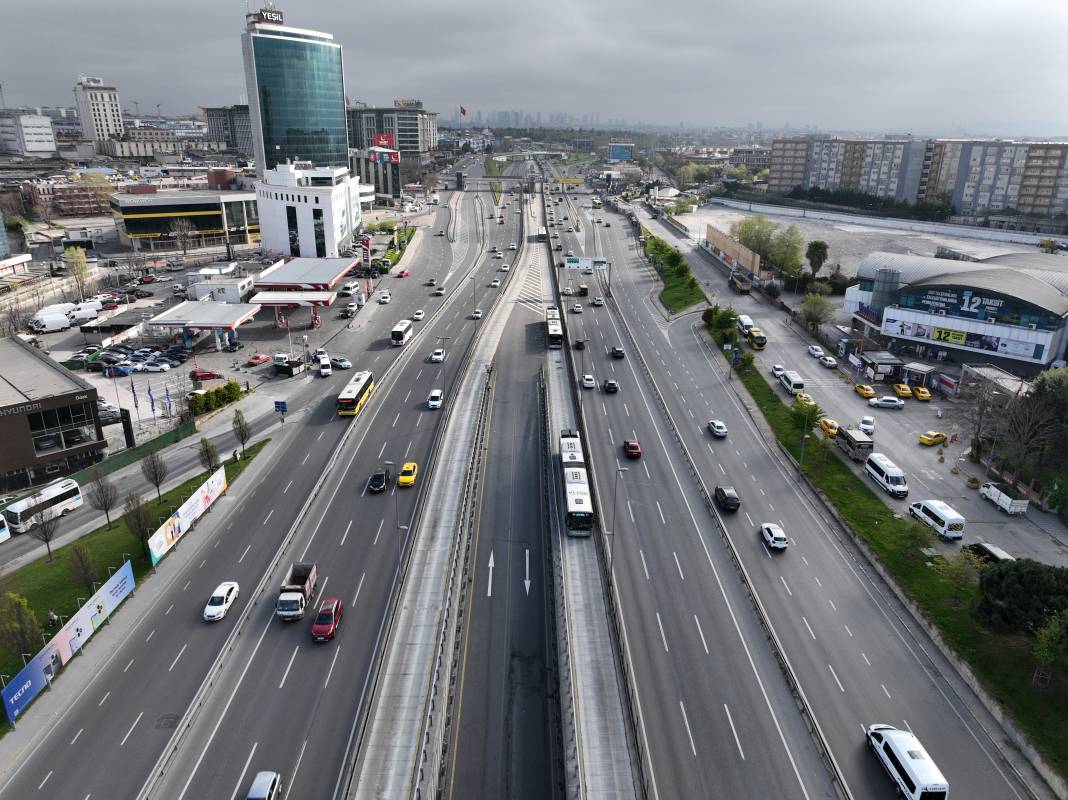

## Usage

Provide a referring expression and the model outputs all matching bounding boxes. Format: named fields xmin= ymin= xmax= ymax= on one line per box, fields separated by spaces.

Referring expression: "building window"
xmin=313 ymin=208 xmax=325 ymax=257
xmin=286 ymin=205 xmax=299 ymax=257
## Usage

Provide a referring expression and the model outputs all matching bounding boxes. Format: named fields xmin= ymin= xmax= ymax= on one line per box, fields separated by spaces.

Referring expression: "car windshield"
xmin=315 ymin=611 xmax=333 ymax=625
xmin=208 ymin=595 xmax=225 ymax=606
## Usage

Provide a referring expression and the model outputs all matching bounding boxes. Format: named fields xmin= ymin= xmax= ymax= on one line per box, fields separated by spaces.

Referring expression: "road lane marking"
xmin=70 ymin=728 xmax=83 ymax=746
xmin=672 ymin=551 xmax=685 ymax=580
xmin=655 ymin=612 xmax=669 ymax=652
xmin=98 ymin=691 xmax=110 ymax=707
xmin=145 ymin=630 xmax=155 ymax=643
xmin=828 ymin=599 xmax=837 ymax=612
xmin=744 ymin=512 xmax=754 ymax=527
xmin=352 ymin=572 xmax=365 ymax=606
xmin=627 ymin=500 xmax=635 ymax=524
xmin=392 ymin=413 xmax=400 ymax=428
xmin=37 ymin=771 xmax=52 ymax=790
xmin=123 ymin=659 xmax=134 ymax=673
xmin=182 ymin=580 xmax=191 ymax=591
xmin=882 ymin=683 xmax=892 ymax=699
xmin=693 ymin=615 xmax=709 ymax=654
xmin=284 ymin=480 xmax=293 ymax=494
xmin=198 ymin=560 xmax=206 ymax=569
xmin=373 ymin=519 xmax=384 ymax=546
xmin=813 ymin=576 xmax=822 ymax=588
xmin=301 ymin=453 xmax=310 ymax=465
xmin=230 ymin=742 xmax=258 ymax=800
xmin=656 ymin=501 xmax=666 ymax=525
xmin=862 ymin=652 xmax=871 ymax=666
xmin=263 ymin=509 xmax=273 ymax=525
xmin=238 ymin=544 xmax=252 ymax=563
xmin=724 ymin=704 xmax=745 ymax=760
xmin=717 ymin=462 xmax=725 ymax=475
xmin=165 ymin=603 xmax=173 ymax=616
xmin=802 ymin=617 xmax=816 ymax=640
xmin=843 ymin=624 xmax=853 ymax=638
xmin=404 ymin=390 xmax=411 ymax=403
xmin=324 ymin=646 xmax=342 ymax=688
xmin=340 ymin=519 xmax=353 ymax=546
xmin=168 ymin=644 xmax=187 ymax=672
xmin=119 ymin=711 xmax=143 ymax=746
xmin=317 ymin=431 xmax=324 ymax=441
xmin=278 ymin=646 xmax=299 ymax=689
xmin=678 ymin=701 xmax=697 ymax=757
xmin=780 ymin=575 xmax=793 ymax=596
xmin=639 ymin=549 xmax=651 ymax=580
xmin=828 ymin=663 xmax=845 ymax=693
xmin=378 ymin=441 xmax=387 ymax=458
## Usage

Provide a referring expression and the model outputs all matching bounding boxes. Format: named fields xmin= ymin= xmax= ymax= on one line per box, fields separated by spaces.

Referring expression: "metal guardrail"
xmin=604 ymin=281 xmax=853 ymax=800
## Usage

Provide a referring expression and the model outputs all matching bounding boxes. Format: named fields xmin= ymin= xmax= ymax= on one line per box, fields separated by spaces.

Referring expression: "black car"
xmin=133 ymin=289 xmax=153 ymax=298
xmin=223 ymin=342 xmax=244 ymax=352
xmin=603 ymin=379 xmax=619 ymax=394
xmin=611 ymin=346 xmax=625 ymax=359
xmin=367 ymin=468 xmax=393 ymax=494
xmin=714 ymin=485 xmax=741 ymax=512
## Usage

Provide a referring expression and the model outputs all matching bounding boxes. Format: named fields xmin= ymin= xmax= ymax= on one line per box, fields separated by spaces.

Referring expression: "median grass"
xmin=484 ymin=156 xmax=510 ymax=177
xmin=719 ymin=335 xmax=1068 ymax=781
xmin=642 ymin=232 xmax=706 ymax=313
xmin=385 ymin=227 xmax=416 ymax=266
xmin=490 ymin=180 xmax=502 ymax=205
xmin=0 ymin=439 xmax=270 ymax=690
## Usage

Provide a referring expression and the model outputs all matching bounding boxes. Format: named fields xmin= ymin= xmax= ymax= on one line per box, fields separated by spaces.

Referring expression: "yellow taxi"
xmin=854 ymin=384 xmax=876 ymax=399
xmin=918 ymin=431 xmax=947 ymax=447
xmin=397 ymin=461 xmax=419 ymax=486
xmin=818 ymin=418 xmax=839 ymax=438
xmin=795 ymin=392 xmax=816 ymax=407
xmin=892 ymin=383 xmax=913 ymax=398
xmin=911 ymin=386 xmax=932 ymax=401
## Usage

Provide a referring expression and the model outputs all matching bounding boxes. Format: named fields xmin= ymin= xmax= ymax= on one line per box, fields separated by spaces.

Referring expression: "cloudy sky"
xmin=3 ymin=0 xmax=1066 ymax=136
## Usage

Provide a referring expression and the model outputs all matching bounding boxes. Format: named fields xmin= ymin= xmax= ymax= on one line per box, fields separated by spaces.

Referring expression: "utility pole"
xmin=608 ymin=466 xmax=628 ymax=582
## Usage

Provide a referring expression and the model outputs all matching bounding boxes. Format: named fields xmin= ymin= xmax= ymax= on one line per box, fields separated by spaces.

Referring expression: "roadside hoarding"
xmin=147 ymin=466 xmax=228 ymax=566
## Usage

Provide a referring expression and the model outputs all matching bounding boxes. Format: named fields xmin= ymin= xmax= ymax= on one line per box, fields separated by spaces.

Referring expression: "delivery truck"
xmin=275 ymin=562 xmax=318 ymax=620
xmin=979 ymin=482 xmax=1028 ymax=515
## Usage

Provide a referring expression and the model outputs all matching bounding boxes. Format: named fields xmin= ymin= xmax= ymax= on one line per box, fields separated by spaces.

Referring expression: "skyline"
xmin=2 ymin=1 xmax=1066 ymax=138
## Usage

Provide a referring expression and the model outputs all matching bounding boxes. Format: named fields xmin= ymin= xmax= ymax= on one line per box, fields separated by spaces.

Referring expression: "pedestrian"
xmin=233 ymin=449 xmax=239 ymax=462
xmin=47 ymin=608 xmax=58 ymax=627
xmin=245 ymin=380 xmax=250 ymax=393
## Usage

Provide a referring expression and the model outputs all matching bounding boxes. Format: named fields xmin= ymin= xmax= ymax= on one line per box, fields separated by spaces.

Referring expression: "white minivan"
xmin=909 ymin=499 xmax=965 ymax=540
xmin=865 ymin=453 xmax=909 ymax=498
xmin=779 ymin=370 xmax=805 ymax=396
xmin=866 ymin=724 xmax=948 ymax=800
xmin=318 ymin=356 xmax=332 ymax=377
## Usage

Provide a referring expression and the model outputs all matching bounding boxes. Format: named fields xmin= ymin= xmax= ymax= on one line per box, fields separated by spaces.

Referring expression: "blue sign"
xmin=2 ymin=650 xmax=52 ymax=725
xmin=274 ymin=400 xmax=288 ymax=414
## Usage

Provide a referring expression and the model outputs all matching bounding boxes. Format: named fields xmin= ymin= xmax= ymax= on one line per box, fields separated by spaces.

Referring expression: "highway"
xmin=561 ymin=173 xmax=1043 ymax=799
xmin=0 ymin=173 xmax=523 ymax=800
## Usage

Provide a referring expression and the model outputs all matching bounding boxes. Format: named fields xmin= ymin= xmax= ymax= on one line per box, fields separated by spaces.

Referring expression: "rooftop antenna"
xmin=0 ymin=82 xmax=5 ymax=109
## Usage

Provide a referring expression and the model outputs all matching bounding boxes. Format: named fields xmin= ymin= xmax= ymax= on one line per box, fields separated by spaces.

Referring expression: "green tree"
xmin=798 ymin=292 xmax=834 ymax=332
xmin=937 ymin=548 xmax=983 ymax=601
xmin=1033 ymin=611 xmax=1068 ymax=668
xmin=730 ymin=215 xmax=777 ymax=264
xmin=770 ymin=225 xmax=804 ymax=287
xmin=197 ymin=437 xmax=220 ymax=471
xmin=805 ymin=240 xmax=829 ymax=278
xmin=0 ymin=593 xmax=44 ymax=659
xmin=737 ymin=351 xmax=755 ymax=373
xmin=978 ymin=560 xmax=1068 ymax=632
xmin=66 ymin=247 xmax=91 ymax=302
xmin=790 ymin=400 xmax=825 ymax=433
xmin=232 ymin=408 xmax=252 ymax=457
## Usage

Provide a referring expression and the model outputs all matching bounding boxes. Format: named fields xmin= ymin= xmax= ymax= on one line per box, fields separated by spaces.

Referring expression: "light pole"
xmin=608 ymin=466 xmax=628 ymax=581
xmin=470 ymin=274 xmax=476 ymax=316
xmin=798 ymin=404 xmax=817 ymax=473
xmin=383 ymin=459 xmax=405 ymax=566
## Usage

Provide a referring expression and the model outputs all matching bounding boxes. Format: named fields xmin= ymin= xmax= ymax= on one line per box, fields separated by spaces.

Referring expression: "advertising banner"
xmin=372 ymin=132 xmax=395 ymax=149
xmin=3 ymin=561 xmax=135 ymax=724
xmin=148 ymin=466 xmax=227 ymax=566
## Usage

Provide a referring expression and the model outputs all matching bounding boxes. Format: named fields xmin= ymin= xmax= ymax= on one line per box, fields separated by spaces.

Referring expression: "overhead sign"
xmin=559 ymin=256 xmax=609 ymax=271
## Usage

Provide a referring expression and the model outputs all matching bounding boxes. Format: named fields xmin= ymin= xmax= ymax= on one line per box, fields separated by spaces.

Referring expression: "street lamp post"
xmin=608 ymin=466 xmax=628 ymax=581
xmin=382 ymin=459 xmax=405 ymax=566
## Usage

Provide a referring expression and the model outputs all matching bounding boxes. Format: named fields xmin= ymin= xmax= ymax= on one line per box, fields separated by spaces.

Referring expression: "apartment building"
xmin=0 ymin=113 xmax=57 ymax=157
xmin=768 ymin=138 xmax=809 ymax=194
xmin=74 ymin=76 xmax=124 ymax=142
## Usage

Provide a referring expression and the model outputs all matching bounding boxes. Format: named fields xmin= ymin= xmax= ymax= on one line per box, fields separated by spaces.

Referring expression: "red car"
xmin=245 ymin=353 xmax=271 ymax=366
xmin=138 ymin=274 xmax=157 ymax=284
xmin=623 ymin=439 xmax=642 ymax=459
xmin=311 ymin=598 xmax=343 ymax=641
xmin=189 ymin=368 xmax=223 ymax=381
xmin=398 ymin=269 xmax=410 ymax=278
xmin=102 ymin=302 xmax=120 ymax=310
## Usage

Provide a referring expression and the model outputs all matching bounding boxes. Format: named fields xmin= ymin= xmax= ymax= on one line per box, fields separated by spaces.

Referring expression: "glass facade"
xmin=27 ymin=402 xmax=97 ymax=457
xmin=252 ymin=35 xmax=347 ymax=171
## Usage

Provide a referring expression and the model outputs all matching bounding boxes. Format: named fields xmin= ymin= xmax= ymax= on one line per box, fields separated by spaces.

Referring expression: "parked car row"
xmin=86 ymin=342 xmax=195 ymax=374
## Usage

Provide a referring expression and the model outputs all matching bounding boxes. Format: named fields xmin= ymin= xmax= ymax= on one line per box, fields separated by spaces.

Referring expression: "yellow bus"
xmin=336 ymin=371 xmax=375 ymax=416
xmin=747 ymin=327 xmax=767 ymax=350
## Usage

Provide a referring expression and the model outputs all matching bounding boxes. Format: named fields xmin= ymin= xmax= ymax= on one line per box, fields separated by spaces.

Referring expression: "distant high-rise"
xmin=241 ymin=5 xmax=348 ymax=175
xmin=74 ymin=76 xmax=124 ymax=142
xmin=204 ymin=105 xmax=254 ymax=157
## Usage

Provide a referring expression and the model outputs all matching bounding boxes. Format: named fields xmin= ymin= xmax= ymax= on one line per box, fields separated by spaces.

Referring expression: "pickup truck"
xmin=276 ymin=562 xmax=318 ymax=620
xmin=979 ymin=482 xmax=1028 ymax=515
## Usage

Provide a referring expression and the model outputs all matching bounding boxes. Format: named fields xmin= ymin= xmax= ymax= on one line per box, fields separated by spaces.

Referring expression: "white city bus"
xmin=391 ymin=320 xmax=413 ymax=346
xmin=559 ymin=430 xmax=595 ymax=535
xmin=4 ymin=479 xmax=83 ymax=534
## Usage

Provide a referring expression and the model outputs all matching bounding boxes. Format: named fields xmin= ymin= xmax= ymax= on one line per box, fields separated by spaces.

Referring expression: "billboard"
xmin=148 ymin=466 xmax=228 ymax=566
xmin=3 ymin=561 xmax=135 ymax=725
xmin=883 ymin=315 xmax=1042 ymax=361
xmin=607 ymin=142 xmax=635 ymax=162
xmin=372 ymin=132 xmax=395 ymax=149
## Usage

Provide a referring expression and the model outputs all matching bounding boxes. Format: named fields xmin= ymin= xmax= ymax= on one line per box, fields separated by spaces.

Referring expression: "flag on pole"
xmin=129 ymin=377 xmax=139 ymax=409
xmin=459 ymin=106 xmax=466 ymax=116
xmin=147 ymin=383 xmax=156 ymax=416
xmin=165 ymin=386 xmax=173 ymax=417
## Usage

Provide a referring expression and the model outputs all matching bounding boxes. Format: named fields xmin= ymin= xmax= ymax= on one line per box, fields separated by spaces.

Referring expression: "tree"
xmin=67 ymin=542 xmax=98 ymax=592
xmin=232 ymin=409 xmax=252 ymax=458
xmin=1033 ymin=612 xmax=1068 ymax=669
xmin=737 ymin=351 xmax=755 ymax=373
xmin=797 ymin=292 xmax=834 ymax=332
xmin=704 ymin=304 xmax=738 ymax=345
xmin=123 ymin=491 xmax=154 ymax=560
xmin=140 ymin=447 xmax=170 ymax=503
xmin=0 ymin=593 xmax=44 ymax=660
xmin=959 ymin=378 xmax=1009 ymax=458
xmin=769 ymin=225 xmax=804 ymax=287
xmin=197 ymin=437 xmax=220 ymax=471
xmin=1 ymin=298 xmax=32 ymax=338
xmin=997 ymin=395 xmax=1058 ymax=486
xmin=86 ymin=468 xmax=119 ymax=529
xmin=66 ymin=247 xmax=91 ymax=302
xmin=936 ymin=548 xmax=982 ymax=601
xmin=34 ymin=201 xmax=56 ymax=231
xmin=805 ymin=240 xmax=829 ymax=278
xmin=978 ymin=559 xmax=1068 ymax=632
xmin=790 ymin=401 xmax=825 ymax=433
xmin=29 ymin=507 xmax=61 ymax=562
xmin=730 ymin=215 xmax=777 ymax=265
xmin=170 ymin=217 xmax=194 ymax=255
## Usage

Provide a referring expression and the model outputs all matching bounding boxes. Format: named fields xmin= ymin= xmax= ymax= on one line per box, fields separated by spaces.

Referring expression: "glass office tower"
xmin=241 ymin=9 xmax=348 ymax=175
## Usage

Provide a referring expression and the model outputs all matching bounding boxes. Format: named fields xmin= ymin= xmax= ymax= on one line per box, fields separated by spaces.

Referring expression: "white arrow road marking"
xmin=487 ymin=551 xmax=495 ymax=597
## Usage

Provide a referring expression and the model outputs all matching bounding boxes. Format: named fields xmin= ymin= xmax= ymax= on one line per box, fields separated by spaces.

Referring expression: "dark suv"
xmin=611 ymin=346 xmax=625 ymax=359
xmin=714 ymin=485 xmax=741 ymax=512
xmin=367 ymin=467 xmax=392 ymax=494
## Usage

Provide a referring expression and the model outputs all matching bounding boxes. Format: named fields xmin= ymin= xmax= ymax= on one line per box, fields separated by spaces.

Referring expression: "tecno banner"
xmin=148 ymin=466 xmax=228 ymax=566
xmin=3 ymin=561 xmax=135 ymax=725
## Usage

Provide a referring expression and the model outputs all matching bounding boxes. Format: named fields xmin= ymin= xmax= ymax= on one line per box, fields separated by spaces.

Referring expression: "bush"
xmin=826 ymin=266 xmax=852 ymax=295
xmin=763 ymin=281 xmax=781 ymax=299
xmin=702 ymin=308 xmax=716 ymax=324
xmin=977 ymin=559 xmax=1068 ymax=632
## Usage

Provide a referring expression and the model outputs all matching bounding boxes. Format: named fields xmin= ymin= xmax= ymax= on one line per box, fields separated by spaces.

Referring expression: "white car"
xmin=859 ymin=416 xmax=876 ymax=435
xmin=430 ymin=349 xmax=446 ymax=363
xmin=561 ymin=286 xmax=573 ymax=296
xmin=572 ymin=303 xmax=583 ymax=314
xmin=144 ymin=362 xmax=170 ymax=372
xmin=501 ymin=264 xmax=510 ymax=272
xmin=770 ymin=364 xmax=786 ymax=378
xmin=428 ymin=389 xmax=443 ymax=409
xmin=378 ymin=293 xmax=391 ymax=304
xmin=490 ymin=279 xmax=501 ymax=288
xmin=493 ymin=251 xmax=503 ymax=259
xmin=552 ymin=232 xmax=560 ymax=239
xmin=760 ymin=523 xmax=788 ymax=551
xmin=566 ymin=250 xmax=575 ymax=257
xmin=869 ymin=396 xmax=905 ymax=409
xmin=592 ymin=297 xmax=605 ymax=307
xmin=514 ymin=209 xmax=521 ymax=214
xmin=819 ymin=355 xmax=838 ymax=369
xmin=330 ymin=356 xmax=352 ymax=369
xmin=509 ymin=243 xmax=517 ymax=250
xmin=807 ymin=345 xmax=824 ymax=358
xmin=203 ymin=581 xmax=239 ymax=621
xmin=471 ymin=309 xmax=483 ymax=319
xmin=708 ymin=419 xmax=728 ymax=438
xmin=581 ymin=374 xmax=595 ymax=389
xmin=567 ymin=227 xmax=574 ymax=233
xmin=412 ymin=310 xmax=425 ymax=321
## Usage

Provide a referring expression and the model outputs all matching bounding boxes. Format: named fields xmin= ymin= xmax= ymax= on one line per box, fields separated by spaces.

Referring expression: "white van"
xmin=865 ymin=453 xmax=908 ymax=498
xmin=737 ymin=314 xmax=755 ymax=337
xmin=30 ymin=313 xmax=71 ymax=333
xmin=71 ymin=308 xmax=99 ymax=323
xmin=866 ymin=724 xmax=948 ymax=800
xmin=909 ymin=499 xmax=965 ymax=540
xmin=318 ymin=356 xmax=332 ymax=377
xmin=76 ymin=300 xmax=103 ymax=313
xmin=339 ymin=282 xmax=357 ymax=297
xmin=779 ymin=370 xmax=805 ymax=395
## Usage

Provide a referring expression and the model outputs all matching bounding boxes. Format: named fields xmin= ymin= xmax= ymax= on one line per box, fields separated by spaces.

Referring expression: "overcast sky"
xmin=3 ymin=0 xmax=1065 ymax=136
